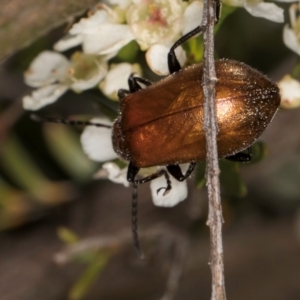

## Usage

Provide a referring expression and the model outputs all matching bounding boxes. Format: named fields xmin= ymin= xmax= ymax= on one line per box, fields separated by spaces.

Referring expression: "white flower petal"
xmin=24 ymin=51 xmax=69 ymax=87
xmin=283 ymin=24 xmax=300 ymax=55
xmin=146 ymin=44 xmax=186 ymax=75
xmin=22 ymin=84 xmax=68 ymax=111
xmin=82 ymin=24 xmax=134 ymax=55
xmin=100 ymin=162 xmax=129 ymax=187
xmin=53 ymin=34 xmax=84 ymax=52
xmin=102 ymin=0 xmax=132 ymax=10
xmin=80 ymin=117 xmax=117 ymax=162
xmin=71 ymin=63 xmax=108 ymax=92
xmin=70 ymin=10 xmax=110 ymax=35
xmin=278 ymin=75 xmax=300 ymax=109
xmin=182 ymin=1 xmax=203 ymax=35
xmin=244 ymin=2 xmax=284 ymax=23
xmin=100 ymin=63 xmax=141 ymax=100
xmin=150 ymin=172 xmax=188 ymax=207
xmin=127 ymin=0 xmax=185 ymax=50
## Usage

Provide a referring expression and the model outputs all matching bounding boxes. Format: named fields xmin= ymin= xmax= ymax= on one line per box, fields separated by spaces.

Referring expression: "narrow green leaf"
xmin=57 ymin=227 xmax=80 ymax=244
xmin=69 ymin=252 xmax=111 ymax=300
xmin=219 ymin=160 xmax=247 ymax=198
xmin=43 ymin=124 xmax=98 ymax=182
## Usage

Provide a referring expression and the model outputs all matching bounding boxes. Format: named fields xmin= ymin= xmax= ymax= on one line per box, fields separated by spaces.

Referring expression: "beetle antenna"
xmin=31 ymin=114 xmax=112 ymax=128
xmin=132 ymin=183 xmax=145 ymax=260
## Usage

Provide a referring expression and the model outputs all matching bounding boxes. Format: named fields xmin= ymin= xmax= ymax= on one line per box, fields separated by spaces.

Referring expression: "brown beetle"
xmin=33 ymin=25 xmax=280 ymax=258
xmin=112 ymin=27 xmax=280 ymax=193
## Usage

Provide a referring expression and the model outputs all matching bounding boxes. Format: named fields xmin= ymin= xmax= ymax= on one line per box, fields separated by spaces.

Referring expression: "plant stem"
xmin=201 ymin=0 xmax=227 ymax=299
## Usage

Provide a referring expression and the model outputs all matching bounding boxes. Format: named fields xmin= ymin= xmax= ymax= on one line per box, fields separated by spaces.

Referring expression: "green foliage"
xmin=69 ymin=251 xmax=111 ymax=300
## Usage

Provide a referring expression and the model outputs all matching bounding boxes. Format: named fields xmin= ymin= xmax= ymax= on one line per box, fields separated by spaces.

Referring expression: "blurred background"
xmin=1 ymin=1 xmax=300 ymax=300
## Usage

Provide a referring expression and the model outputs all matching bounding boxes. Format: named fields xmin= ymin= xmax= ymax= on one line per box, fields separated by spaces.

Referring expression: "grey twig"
xmin=53 ymin=225 xmax=188 ymax=300
xmin=201 ymin=0 xmax=227 ymax=299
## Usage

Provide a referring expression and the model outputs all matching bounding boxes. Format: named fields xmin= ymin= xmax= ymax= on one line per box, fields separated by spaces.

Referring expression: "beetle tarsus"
xmin=167 ymin=163 xmax=196 ymax=182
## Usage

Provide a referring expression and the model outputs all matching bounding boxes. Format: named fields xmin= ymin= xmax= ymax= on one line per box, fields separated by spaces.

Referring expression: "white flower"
xmin=54 ymin=5 xmax=134 ymax=55
xmin=23 ymin=51 xmax=107 ymax=111
xmin=80 ymin=117 xmax=189 ymax=206
xmin=23 ymin=84 xmax=68 ymax=111
xmin=182 ymin=0 xmax=203 ymax=35
xmin=127 ymin=0 xmax=201 ymax=75
xmin=102 ymin=0 xmax=132 ymax=10
xmin=222 ymin=0 xmax=291 ymax=23
xmin=278 ymin=74 xmax=300 ymax=109
xmin=146 ymin=44 xmax=186 ymax=75
xmin=283 ymin=3 xmax=300 ymax=55
xmin=150 ymin=171 xmax=188 ymax=207
xmin=94 ymin=162 xmax=130 ymax=187
xmin=99 ymin=63 xmax=142 ymax=100
xmin=80 ymin=117 xmax=117 ymax=161
xmin=127 ymin=0 xmax=186 ymax=50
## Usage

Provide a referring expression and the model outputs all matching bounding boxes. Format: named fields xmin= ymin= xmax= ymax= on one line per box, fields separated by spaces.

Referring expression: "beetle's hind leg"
xmin=166 ymin=163 xmax=196 ymax=181
xmin=225 ymin=147 xmax=252 ymax=162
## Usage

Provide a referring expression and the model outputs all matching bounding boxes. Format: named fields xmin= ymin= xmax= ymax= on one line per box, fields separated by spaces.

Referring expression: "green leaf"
xmin=57 ymin=227 xmax=79 ymax=244
xmin=69 ymin=251 xmax=111 ymax=300
xmin=219 ymin=160 xmax=247 ymax=198
xmin=247 ymin=141 xmax=268 ymax=164
xmin=195 ymin=162 xmax=206 ymax=188
xmin=0 ymin=134 xmax=77 ymax=204
xmin=43 ymin=124 xmax=98 ymax=183
xmin=117 ymin=40 xmax=140 ymax=63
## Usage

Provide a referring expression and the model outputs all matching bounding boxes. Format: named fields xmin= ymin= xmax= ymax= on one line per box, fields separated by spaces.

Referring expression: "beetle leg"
xmin=128 ymin=74 xmax=153 ymax=92
xmin=167 ymin=0 xmax=221 ymax=73
xmin=168 ymin=26 xmax=203 ymax=73
xmin=225 ymin=147 xmax=252 ymax=162
xmin=118 ymin=89 xmax=130 ymax=100
xmin=166 ymin=163 xmax=196 ymax=181
xmin=215 ymin=0 xmax=221 ymax=24
xmin=127 ymin=162 xmax=172 ymax=195
xmin=118 ymin=75 xmax=153 ymax=100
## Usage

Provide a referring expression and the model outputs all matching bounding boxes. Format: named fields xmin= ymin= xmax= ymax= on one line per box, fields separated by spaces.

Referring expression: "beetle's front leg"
xmin=128 ymin=75 xmax=152 ymax=92
xmin=118 ymin=75 xmax=153 ymax=100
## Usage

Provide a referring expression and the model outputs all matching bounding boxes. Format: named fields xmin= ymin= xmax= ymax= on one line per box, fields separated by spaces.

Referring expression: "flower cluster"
xmin=23 ymin=0 xmax=299 ymax=206
xmin=279 ymin=2 xmax=300 ymax=109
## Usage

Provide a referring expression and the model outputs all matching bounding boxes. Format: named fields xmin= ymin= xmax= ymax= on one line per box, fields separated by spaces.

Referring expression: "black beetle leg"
xmin=215 ymin=0 xmax=221 ymax=24
xmin=167 ymin=162 xmax=196 ymax=181
xmin=168 ymin=26 xmax=203 ymax=73
xmin=127 ymin=162 xmax=172 ymax=194
xmin=167 ymin=0 xmax=221 ymax=74
xmin=118 ymin=75 xmax=153 ymax=101
xmin=117 ymin=89 xmax=130 ymax=100
xmin=128 ymin=74 xmax=153 ymax=93
xmin=225 ymin=147 xmax=252 ymax=162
